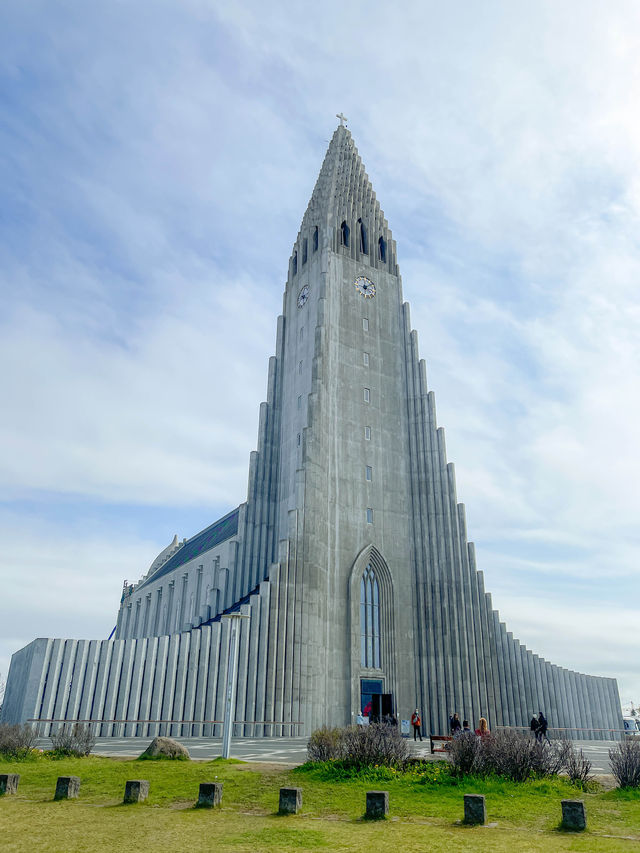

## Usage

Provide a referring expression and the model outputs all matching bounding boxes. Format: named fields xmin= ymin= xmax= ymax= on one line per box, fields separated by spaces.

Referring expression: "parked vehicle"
xmin=623 ymin=717 xmax=640 ymax=735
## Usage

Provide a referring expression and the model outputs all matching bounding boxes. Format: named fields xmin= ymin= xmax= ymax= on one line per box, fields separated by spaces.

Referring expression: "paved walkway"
xmin=36 ymin=735 xmax=617 ymax=774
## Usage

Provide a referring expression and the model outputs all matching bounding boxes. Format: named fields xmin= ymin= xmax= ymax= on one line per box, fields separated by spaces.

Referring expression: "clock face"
xmin=355 ymin=276 xmax=376 ymax=298
xmin=297 ymin=285 xmax=310 ymax=308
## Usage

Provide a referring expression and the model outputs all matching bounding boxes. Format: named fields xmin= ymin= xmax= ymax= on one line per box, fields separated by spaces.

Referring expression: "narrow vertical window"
xmin=378 ymin=236 xmax=387 ymax=263
xmin=364 ymin=426 xmax=371 ymax=440
xmin=340 ymin=220 xmax=350 ymax=247
xmin=363 ymin=388 xmax=370 ymax=403
xmin=292 ymin=251 xmax=297 ymax=275
xmin=366 ymin=466 xmax=372 ymax=481
xmin=302 ymin=238 xmax=308 ymax=265
xmin=299 ymin=326 xmax=304 ymax=340
xmin=366 ymin=508 xmax=373 ymax=523
xmin=299 ymin=360 xmax=303 ymax=375
xmin=362 ymin=318 xmax=369 ymax=331
xmin=360 ymin=564 xmax=380 ymax=668
xmin=297 ymin=395 xmax=301 ymax=410
xmin=358 ymin=218 xmax=368 ymax=254
xmin=363 ymin=352 xmax=369 ymax=366
xmin=313 ymin=225 xmax=319 ymax=252
xmin=297 ymin=433 xmax=301 ymax=446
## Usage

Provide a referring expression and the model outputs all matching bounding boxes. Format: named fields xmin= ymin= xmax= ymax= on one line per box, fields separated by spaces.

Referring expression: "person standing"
xmin=530 ymin=714 xmax=539 ymax=740
xmin=537 ymin=711 xmax=550 ymax=744
xmin=411 ymin=708 xmax=422 ymax=741
xmin=475 ymin=717 xmax=490 ymax=737
xmin=450 ymin=712 xmax=462 ymax=737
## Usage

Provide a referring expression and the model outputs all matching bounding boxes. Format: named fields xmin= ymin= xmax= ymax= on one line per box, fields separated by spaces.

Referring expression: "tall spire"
xmin=300 ymin=125 xmax=391 ymax=238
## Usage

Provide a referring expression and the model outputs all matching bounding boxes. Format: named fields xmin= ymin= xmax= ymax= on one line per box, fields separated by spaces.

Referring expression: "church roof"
xmin=137 ymin=507 xmax=239 ymax=589
xmin=300 ymin=123 xmax=392 ymax=239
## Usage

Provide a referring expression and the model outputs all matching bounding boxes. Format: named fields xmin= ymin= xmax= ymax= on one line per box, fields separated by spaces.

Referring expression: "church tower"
xmin=2 ymin=122 xmax=623 ymax=740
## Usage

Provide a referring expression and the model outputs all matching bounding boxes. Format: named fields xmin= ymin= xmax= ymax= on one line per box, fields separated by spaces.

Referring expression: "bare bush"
xmin=0 ymin=723 xmax=38 ymax=759
xmin=609 ymin=739 xmax=640 ymax=788
xmin=340 ymin=723 xmax=409 ymax=767
xmin=565 ymin=744 xmax=593 ymax=788
xmin=307 ymin=726 xmax=344 ymax=762
xmin=50 ymin=723 xmax=96 ymax=757
xmin=448 ymin=731 xmax=482 ymax=775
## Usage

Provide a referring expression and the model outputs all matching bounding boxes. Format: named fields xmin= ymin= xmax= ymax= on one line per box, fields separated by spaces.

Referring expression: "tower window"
xmin=378 ymin=236 xmax=387 ymax=263
xmin=292 ymin=251 xmax=297 ymax=275
xmin=360 ymin=564 xmax=380 ymax=667
xmin=363 ymin=388 xmax=370 ymax=403
xmin=366 ymin=508 xmax=374 ymax=524
xmin=299 ymin=360 xmax=303 ymax=374
xmin=366 ymin=466 xmax=372 ymax=481
xmin=300 ymin=326 xmax=304 ymax=340
xmin=340 ymin=220 xmax=350 ymax=248
xmin=297 ymin=395 xmax=302 ymax=410
xmin=358 ymin=218 xmax=368 ymax=254
xmin=297 ymin=433 xmax=301 ymax=446
xmin=363 ymin=352 xmax=369 ymax=366
xmin=313 ymin=225 xmax=319 ymax=252
xmin=302 ymin=238 xmax=308 ymax=265
xmin=362 ymin=318 xmax=369 ymax=331
xmin=364 ymin=426 xmax=371 ymax=440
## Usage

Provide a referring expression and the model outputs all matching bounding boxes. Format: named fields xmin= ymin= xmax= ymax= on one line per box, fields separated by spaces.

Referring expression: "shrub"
xmin=609 ymin=739 xmax=640 ymax=788
xmin=448 ymin=731 xmax=482 ymax=775
xmin=307 ymin=726 xmax=344 ymax=762
xmin=50 ymin=723 xmax=96 ymax=757
xmin=340 ymin=723 xmax=409 ymax=768
xmin=564 ymin=744 xmax=593 ymax=789
xmin=0 ymin=723 xmax=38 ymax=759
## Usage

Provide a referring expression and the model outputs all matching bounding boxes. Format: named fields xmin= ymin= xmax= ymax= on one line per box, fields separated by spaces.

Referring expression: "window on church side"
xmin=362 ymin=318 xmax=369 ymax=331
xmin=297 ymin=395 xmax=301 ymax=410
xmin=366 ymin=507 xmax=374 ymax=524
xmin=363 ymin=352 xmax=369 ymax=366
xmin=366 ymin=466 xmax=372 ymax=481
xmin=363 ymin=388 xmax=370 ymax=403
xmin=300 ymin=326 xmax=304 ymax=340
xmin=364 ymin=426 xmax=371 ymax=440
xmin=341 ymin=220 xmax=350 ymax=248
xmin=313 ymin=225 xmax=319 ymax=252
xmin=302 ymin=238 xmax=308 ymax=265
xmin=360 ymin=564 xmax=380 ymax=668
xmin=292 ymin=251 xmax=297 ymax=275
xmin=358 ymin=219 xmax=368 ymax=255
xmin=299 ymin=360 xmax=303 ymax=374
xmin=378 ymin=236 xmax=387 ymax=263
xmin=297 ymin=433 xmax=301 ymax=446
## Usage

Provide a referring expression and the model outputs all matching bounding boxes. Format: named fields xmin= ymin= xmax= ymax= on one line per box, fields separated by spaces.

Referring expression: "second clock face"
xmin=355 ymin=276 xmax=376 ymax=298
xmin=297 ymin=285 xmax=310 ymax=308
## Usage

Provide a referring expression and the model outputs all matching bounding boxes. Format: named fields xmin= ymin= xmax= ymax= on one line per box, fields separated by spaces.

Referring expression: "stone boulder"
xmin=139 ymin=736 xmax=190 ymax=760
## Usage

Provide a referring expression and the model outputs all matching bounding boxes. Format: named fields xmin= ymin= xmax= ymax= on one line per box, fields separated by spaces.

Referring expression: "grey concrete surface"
xmin=33 ymin=736 xmax=618 ymax=775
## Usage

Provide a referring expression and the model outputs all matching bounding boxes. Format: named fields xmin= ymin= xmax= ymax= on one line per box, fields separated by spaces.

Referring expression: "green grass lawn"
xmin=1 ymin=755 xmax=639 ymax=852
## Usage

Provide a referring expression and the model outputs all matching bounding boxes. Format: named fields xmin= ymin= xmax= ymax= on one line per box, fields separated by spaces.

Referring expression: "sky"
xmin=1 ymin=0 xmax=639 ymax=715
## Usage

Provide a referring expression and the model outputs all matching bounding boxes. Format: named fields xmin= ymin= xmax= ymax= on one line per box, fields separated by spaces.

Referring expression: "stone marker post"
xmin=366 ymin=790 xmax=389 ymax=819
xmin=55 ymin=776 xmax=81 ymax=800
xmin=0 ymin=774 xmax=20 ymax=794
xmin=279 ymin=787 xmax=302 ymax=814
xmin=464 ymin=794 xmax=486 ymax=825
xmin=124 ymin=780 xmax=149 ymax=804
xmin=561 ymin=799 xmax=586 ymax=831
xmin=197 ymin=782 xmax=223 ymax=808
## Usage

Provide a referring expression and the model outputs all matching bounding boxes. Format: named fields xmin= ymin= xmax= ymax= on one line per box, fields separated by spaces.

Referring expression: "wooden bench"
xmin=430 ymin=734 xmax=453 ymax=754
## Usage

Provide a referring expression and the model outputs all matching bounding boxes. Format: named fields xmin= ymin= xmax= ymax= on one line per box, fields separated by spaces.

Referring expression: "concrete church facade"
xmin=2 ymin=123 xmax=622 ymax=739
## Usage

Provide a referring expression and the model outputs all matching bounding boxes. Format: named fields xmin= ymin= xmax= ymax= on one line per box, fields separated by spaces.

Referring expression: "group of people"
xmin=530 ymin=711 xmax=550 ymax=744
xmin=449 ymin=712 xmax=490 ymax=738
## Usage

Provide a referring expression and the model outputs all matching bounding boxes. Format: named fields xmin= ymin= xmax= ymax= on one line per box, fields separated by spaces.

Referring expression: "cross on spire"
xmin=336 ymin=112 xmax=348 ymax=127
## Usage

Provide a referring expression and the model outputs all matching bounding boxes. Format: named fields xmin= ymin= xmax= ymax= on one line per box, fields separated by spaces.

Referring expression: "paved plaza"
xmin=34 ymin=735 xmax=619 ymax=775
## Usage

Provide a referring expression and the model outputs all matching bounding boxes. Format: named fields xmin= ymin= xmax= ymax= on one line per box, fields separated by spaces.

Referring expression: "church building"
xmin=2 ymin=122 xmax=622 ymax=739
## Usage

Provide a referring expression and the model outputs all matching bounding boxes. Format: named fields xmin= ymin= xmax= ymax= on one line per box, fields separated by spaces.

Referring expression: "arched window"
xmin=340 ymin=220 xmax=350 ymax=248
xmin=378 ymin=236 xmax=386 ymax=263
xmin=292 ymin=251 xmax=298 ymax=275
xmin=313 ymin=225 xmax=319 ymax=252
xmin=358 ymin=219 xmax=368 ymax=254
xmin=360 ymin=564 xmax=381 ymax=668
